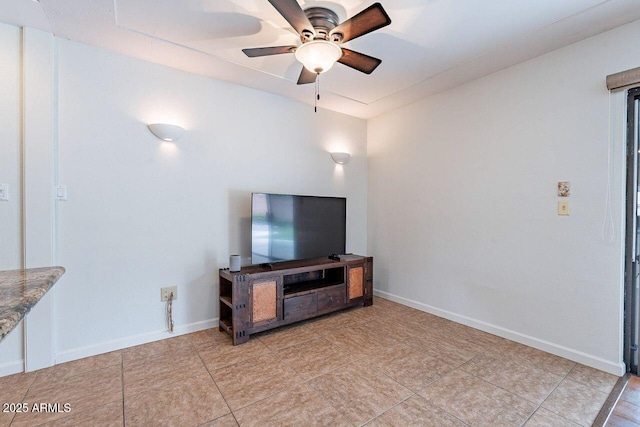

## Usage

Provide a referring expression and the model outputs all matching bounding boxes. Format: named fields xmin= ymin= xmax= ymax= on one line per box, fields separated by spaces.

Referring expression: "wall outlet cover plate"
xmin=558 ymin=200 xmax=570 ymax=215
xmin=161 ymin=286 xmax=177 ymax=301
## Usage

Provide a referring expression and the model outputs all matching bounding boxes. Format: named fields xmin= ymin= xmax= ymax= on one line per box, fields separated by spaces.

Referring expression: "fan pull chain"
xmin=314 ymin=73 xmax=320 ymax=113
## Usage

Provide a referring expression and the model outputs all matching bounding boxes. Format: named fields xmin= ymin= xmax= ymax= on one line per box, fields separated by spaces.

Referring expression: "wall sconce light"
xmin=330 ymin=152 xmax=351 ymax=165
xmin=147 ymin=123 xmax=185 ymax=142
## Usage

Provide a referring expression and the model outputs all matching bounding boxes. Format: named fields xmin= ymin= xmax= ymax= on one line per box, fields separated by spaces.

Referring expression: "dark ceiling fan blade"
xmin=297 ymin=66 xmax=317 ymax=85
xmin=242 ymin=46 xmax=297 ymax=57
xmin=330 ymin=2 xmax=391 ymax=43
xmin=338 ymin=48 xmax=382 ymax=74
xmin=268 ymin=0 xmax=315 ymax=38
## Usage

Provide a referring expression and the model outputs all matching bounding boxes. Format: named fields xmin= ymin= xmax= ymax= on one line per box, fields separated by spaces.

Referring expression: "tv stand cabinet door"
xmin=251 ymin=278 xmax=282 ymax=326
xmin=348 ymin=266 xmax=364 ymax=300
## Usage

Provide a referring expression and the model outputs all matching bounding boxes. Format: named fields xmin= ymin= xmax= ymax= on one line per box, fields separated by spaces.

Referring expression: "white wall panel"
xmin=366 ymin=19 xmax=640 ymax=375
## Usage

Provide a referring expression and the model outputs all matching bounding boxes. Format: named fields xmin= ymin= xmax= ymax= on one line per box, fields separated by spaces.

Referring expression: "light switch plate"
xmin=0 ymin=184 xmax=8 ymax=201
xmin=55 ymin=185 xmax=67 ymax=201
xmin=558 ymin=201 xmax=570 ymax=215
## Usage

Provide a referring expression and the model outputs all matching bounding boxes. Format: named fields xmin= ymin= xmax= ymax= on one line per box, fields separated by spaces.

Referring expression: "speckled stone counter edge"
xmin=0 ymin=267 xmax=65 ymax=341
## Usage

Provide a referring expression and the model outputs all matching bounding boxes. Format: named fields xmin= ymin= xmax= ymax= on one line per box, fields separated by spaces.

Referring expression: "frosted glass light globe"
xmin=295 ymin=40 xmax=343 ymax=74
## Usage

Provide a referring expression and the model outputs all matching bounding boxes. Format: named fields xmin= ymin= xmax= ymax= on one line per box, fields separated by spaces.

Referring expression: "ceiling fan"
xmin=242 ymin=0 xmax=391 ymax=85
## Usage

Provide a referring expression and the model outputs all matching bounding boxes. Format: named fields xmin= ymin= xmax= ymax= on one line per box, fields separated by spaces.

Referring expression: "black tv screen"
xmin=251 ymin=193 xmax=346 ymax=264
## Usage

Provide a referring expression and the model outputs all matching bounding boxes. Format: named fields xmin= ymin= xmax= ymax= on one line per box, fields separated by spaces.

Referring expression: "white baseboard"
xmin=0 ymin=359 xmax=24 ymax=377
xmin=54 ymin=318 xmax=219 ymax=365
xmin=374 ymin=289 xmax=625 ymax=376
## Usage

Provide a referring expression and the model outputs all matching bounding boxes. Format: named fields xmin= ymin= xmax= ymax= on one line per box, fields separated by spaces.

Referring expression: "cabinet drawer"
xmin=284 ymin=293 xmax=317 ymax=321
xmin=317 ymin=285 xmax=346 ymax=314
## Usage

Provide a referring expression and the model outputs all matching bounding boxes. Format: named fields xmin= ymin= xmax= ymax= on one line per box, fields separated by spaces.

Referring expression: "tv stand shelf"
xmin=219 ymin=255 xmax=373 ymax=345
xmin=283 ymin=279 xmax=343 ymax=295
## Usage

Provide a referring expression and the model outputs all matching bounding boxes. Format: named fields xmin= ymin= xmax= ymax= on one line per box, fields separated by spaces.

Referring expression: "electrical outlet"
xmin=161 ymin=286 xmax=177 ymax=301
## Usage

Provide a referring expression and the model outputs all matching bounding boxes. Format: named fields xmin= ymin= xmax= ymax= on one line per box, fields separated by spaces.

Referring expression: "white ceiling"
xmin=3 ymin=0 xmax=640 ymax=118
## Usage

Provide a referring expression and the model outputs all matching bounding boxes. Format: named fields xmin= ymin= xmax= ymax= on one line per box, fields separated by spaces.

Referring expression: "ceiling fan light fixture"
xmin=295 ymin=40 xmax=342 ymax=74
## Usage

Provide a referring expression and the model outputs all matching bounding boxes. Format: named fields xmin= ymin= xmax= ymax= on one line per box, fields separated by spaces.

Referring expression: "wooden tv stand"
xmin=219 ymin=255 xmax=373 ymax=345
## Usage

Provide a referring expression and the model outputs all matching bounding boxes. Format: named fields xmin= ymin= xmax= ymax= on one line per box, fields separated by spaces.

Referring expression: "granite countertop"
xmin=0 ymin=267 xmax=65 ymax=341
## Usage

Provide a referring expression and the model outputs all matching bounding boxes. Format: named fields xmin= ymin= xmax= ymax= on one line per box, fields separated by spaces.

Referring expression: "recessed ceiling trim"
xmin=13 ymin=0 xmax=640 ymax=119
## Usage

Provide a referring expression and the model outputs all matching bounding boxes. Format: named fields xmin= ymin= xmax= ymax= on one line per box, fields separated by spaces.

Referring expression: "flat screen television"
xmin=251 ymin=193 xmax=346 ymax=265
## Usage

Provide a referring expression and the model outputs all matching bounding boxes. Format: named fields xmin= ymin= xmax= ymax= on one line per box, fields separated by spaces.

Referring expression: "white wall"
xmin=0 ymin=24 xmax=22 ymax=272
xmin=3 ymin=14 xmax=637 ymax=375
xmin=368 ymin=20 xmax=640 ymax=375
xmin=53 ymin=39 xmax=367 ymax=360
xmin=0 ymin=29 xmax=367 ymax=365
xmin=0 ymin=23 xmax=24 ymax=373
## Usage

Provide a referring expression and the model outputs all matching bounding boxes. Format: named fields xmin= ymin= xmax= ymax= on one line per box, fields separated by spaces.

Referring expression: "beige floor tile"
xmin=188 ymin=328 xmax=233 ymax=351
xmin=0 ymin=297 xmax=620 ymax=426
xmin=38 ymin=400 xmax=123 ymax=427
xmin=197 ymin=336 xmax=271 ymax=371
xmin=0 ymin=411 xmax=15 ymax=426
xmin=439 ymin=321 xmax=500 ymax=342
xmin=0 ymin=370 xmax=35 ymax=399
xmin=366 ymin=395 xmax=465 ymax=427
xmin=524 ymin=408 xmax=581 ymax=426
xmin=389 ymin=316 xmax=448 ymax=339
xmin=304 ymin=310 xmax=359 ymax=335
xmin=274 ymin=336 xmax=354 ymax=380
xmin=419 ymin=369 xmax=536 ymax=426
xmin=566 ymin=364 xmax=619 ymax=394
xmin=210 ymin=353 xmax=301 ymax=411
xmin=122 ymin=335 xmax=194 ymax=365
xmin=322 ymin=322 xmax=402 ymax=359
xmin=338 ymin=304 xmax=389 ymax=325
xmin=124 ymin=373 xmax=229 ymax=426
xmin=308 ymin=362 xmax=413 ymax=425
xmin=429 ymin=328 xmax=490 ymax=356
xmin=365 ymin=317 xmax=416 ymax=342
xmin=255 ymin=322 xmax=320 ymax=351
xmin=541 ymin=378 xmax=609 ymax=426
xmin=31 ymin=351 xmax=122 ymax=391
xmin=406 ymin=331 xmax=477 ymax=367
xmin=461 ymin=351 xmax=563 ymax=403
xmin=11 ymin=364 xmax=122 ymax=426
xmin=489 ymin=340 xmax=576 ymax=376
xmin=366 ymin=342 xmax=455 ymax=392
xmin=234 ymin=383 xmax=350 ymax=427
xmin=123 ymin=345 xmax=208 ymax=397
xmin=200 ymin=413 xmax=239 ymax=427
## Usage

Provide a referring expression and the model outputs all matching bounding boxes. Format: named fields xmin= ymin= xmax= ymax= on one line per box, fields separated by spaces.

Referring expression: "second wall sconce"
xmin=148 ymin=123 xmax=185 ymax=142
xmin=330 ymin=152 xmax=351 ymax=165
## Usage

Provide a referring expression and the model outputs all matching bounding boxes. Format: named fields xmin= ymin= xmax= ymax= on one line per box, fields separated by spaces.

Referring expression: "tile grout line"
xmin=201 ymin=330 xmax=371 ymax=415
xmin=457 ymin=340 xmax=609 ymax=426
xmin=400 ymin=368 xmax=472 ymax=427
xmin=121 ymin=341 xmax=211 ymax=401
xmin=360 ymin=360 xmax=462 ymax=427
xmin=303 ymin=377 xmax=356 ymax=427
xmin=408 ymin=337 xmax=577 ymax=426
xmin=520 ymin=362 xmax=579 ymax=426
xmin=193 ymin=336 xmax=251 ymax=426
xmin=9 ymin=370 xmax=37 ymax=426
xmin=121 ymin=338 xmax=223 ymax=425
